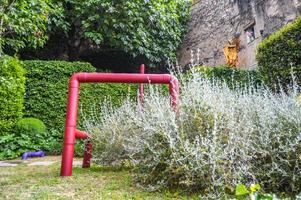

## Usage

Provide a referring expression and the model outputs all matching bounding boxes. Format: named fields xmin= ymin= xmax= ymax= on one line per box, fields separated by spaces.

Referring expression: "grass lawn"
xmin=0 ymin=156 xmax=198 ymax=200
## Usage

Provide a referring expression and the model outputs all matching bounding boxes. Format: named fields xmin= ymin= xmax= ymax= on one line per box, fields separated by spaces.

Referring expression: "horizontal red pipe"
xmin=139 ymin=64 xmax=145 ymax=105
xmin=70 ymin=73 xmax=173 ymax=84
xmin=75 ymin=129 xmax=89 ymax=139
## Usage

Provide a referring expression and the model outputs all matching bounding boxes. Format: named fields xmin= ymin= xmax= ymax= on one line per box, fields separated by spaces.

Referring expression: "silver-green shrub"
xmin=84 ymin=73 xmax=301 ymax=198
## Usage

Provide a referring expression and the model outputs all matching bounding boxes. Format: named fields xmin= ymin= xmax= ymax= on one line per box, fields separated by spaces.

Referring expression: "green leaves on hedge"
xmin=191 ymin=65 xmax=261 ymax=88
xmin=257 ymin=16 xmax=301 ymax=89
xmin=0 ymin=55 xmax=26 ymax=159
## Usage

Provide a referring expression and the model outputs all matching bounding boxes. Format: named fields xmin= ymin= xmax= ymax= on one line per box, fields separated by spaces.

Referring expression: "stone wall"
xmin=178 ymin=0 xmax=301 ymax=69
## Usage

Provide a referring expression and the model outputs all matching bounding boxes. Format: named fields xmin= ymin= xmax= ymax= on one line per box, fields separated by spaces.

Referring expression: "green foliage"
xmin=0 ymin=0 xmax=56 ymax=54
xmin=257 ymin=16 xmax=301 ymax=88
xmin=0 ymin=55 xmax=25 ymax=159
xmin=23 ymin=60 xmax=136 ymax=154
xmin=51 ymin=0 xmax=191 ymax=63
xmin=15 ymin=118 xmax=46 ymax=136
xmin=234 ymin=183 xmax=283 ymax=200
xmin=236 ymin=184 xmax=250 ymax=196
xmin=11 ymin=118 xmax=48 ymax=154
xmin=190 ymin=65 xmax=261 ymax=87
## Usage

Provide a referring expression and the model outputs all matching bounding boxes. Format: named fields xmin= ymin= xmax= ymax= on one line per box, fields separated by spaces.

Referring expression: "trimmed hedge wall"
xmin=23 ymin=60 xmax=136 ymax=153
xmin=257 ymin=16 xmax=301 ymax=88
xmin=191 ymin=65 xmax=261 ymax=87
xmin=0 ymin=56 xmax=26 ymax=159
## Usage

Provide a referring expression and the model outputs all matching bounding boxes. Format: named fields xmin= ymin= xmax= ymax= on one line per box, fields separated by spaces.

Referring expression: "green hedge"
xmin=23 ymin=60 xmax=136 ymax=154
xmin=257 ymin=16 xmax=301 ymax=88
xmin=0 ymin=56 xmax=26 ymax=159
xmin=190 ymin=65 xmax=261 ymax=87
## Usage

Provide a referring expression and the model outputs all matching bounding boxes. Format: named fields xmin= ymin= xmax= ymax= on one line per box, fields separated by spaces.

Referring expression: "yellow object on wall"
xmin=223 ymin=38 xmax=240 ymax=67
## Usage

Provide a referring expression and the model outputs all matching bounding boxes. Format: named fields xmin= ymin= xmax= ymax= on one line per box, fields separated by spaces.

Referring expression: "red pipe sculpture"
xmin=138 ymin=64 xmax=145 ymax=105
xmin=60 ymin=72 xmax=179 ymax=176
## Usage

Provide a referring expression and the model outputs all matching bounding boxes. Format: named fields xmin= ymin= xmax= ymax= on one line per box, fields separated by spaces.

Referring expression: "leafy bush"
xmin=23 ymin=60 xmax=136 ymax=154
xmin=0 ymin=55 xmax=26 ymax=159
xmin=15 ymin=118 xmax=46 ymax=136
xmin=86 ymin=73 xmax=301 ymax=198
xmin=14 ymin=118 xmax=48 ymax=151
xmin=189 ymin=65 xmax=261 ymax=87
xmin=257 ymin=16 xmax=301 ymax=88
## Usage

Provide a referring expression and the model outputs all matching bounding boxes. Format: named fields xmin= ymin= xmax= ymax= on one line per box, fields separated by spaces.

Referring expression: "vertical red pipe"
xmin=60 ymin=77 xmax=80 ymax=176
xmin=82 ymin=141 xmax=92 ymax=168
xmin=169 ymin=77 xmax=180 ymax=111
xmin=139 ymin=64 xmax=145 ymax=105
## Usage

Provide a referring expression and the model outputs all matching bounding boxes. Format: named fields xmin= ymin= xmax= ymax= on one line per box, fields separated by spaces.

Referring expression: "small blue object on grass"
xmin=22 ymin=150 xmax=45 ymax=160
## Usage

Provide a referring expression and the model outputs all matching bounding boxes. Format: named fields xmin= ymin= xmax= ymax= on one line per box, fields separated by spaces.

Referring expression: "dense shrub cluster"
xmin=86 ymin=73 xmax=301 ymax=199
xmin=13 ymin=118 xmax=47 ymax=153
xmin=257 ymin=16 xmax=301 ymax=88
xmin=23 ymin=60 xmax=136 ymax=154
xmin=0 ymin=56 xmax=26 ymax=159
xmin=189 ymin=65 xmax=261 ymax=87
